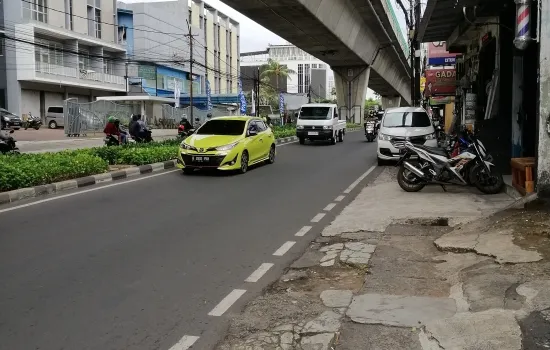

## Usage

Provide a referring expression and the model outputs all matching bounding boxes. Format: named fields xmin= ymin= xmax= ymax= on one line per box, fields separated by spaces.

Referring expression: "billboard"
xmin=427 ymin=42 xmax=457 ymax=66
xmin=424 ymin=68 xmax=456 ymax=97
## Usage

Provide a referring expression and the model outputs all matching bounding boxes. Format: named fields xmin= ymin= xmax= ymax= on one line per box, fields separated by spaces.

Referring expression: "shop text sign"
xmin=424 ymin=68 xmax=456 ymax=97
xmin=427 ymin=42 xmax=457 ymax=66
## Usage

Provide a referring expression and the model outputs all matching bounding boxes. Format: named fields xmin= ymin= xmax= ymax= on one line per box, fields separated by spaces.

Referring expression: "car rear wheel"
xmin=267 ymin=145 xmax=275 ymax=164
xmin=239 ymin=151 xmax=249 ymax=174
xmin=48 ymin=121 xmax=57 ymax=129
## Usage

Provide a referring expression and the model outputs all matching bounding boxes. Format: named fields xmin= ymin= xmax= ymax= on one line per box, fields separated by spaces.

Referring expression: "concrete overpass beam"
xmin=381 ymin=96 xmax=402 ymax=110
xmin=332 ymin=65 xmax=370 ymax=125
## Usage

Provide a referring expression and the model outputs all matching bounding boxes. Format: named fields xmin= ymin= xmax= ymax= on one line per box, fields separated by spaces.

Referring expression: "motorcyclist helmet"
xmin=107 ymin=116 xmax=115 ymax=123
xmin=206 ymin=113 xmax=212 ymax=119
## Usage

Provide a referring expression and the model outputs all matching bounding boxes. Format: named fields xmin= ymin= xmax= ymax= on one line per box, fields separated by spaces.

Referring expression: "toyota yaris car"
xmin=377 ymin=107 xmax=437 ymax=165
xmin=177 ymin=116 xmax=276 ymax=174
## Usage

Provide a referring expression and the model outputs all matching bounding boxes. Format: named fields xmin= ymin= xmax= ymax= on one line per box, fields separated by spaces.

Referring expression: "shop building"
xmin=418 ymin=0 xmax=540 ymax=182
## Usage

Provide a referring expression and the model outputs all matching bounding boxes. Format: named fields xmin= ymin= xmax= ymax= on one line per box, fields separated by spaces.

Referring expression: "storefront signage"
xmin=424 ymin=68 xmax=457 ymax=97
xmin=427 ymin=42 xmax=457 ymax=66
xmin=429 ymin=96 xmax=454 ymax=105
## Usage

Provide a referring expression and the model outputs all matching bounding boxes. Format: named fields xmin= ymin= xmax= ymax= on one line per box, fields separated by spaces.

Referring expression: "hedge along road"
xmin=0 ymin=131 xmax=379 ymax=350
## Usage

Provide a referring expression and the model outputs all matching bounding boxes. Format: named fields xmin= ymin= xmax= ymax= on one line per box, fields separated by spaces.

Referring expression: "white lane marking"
xmin=295 ymin=226 xmax=312 ymax=237
xmin=0 ymin=169 xmax=180 ymax=215
xmin=311 ymin=213 xmax=326 ymax=223
xmin=208 ymin=289 xmax=247 ymax=317
xmin=324 ymin=203 xmax=337 ymax=211
xmin=334 ymin=195 xmax=345 ymax=202
xmin=245 ymin=263 xmax=274 ymax=283
xmin=343 ymin=165 xmax=377 ymax=193
xmin=273 ymin=241 xmax=296 ymax=256
xmin=168 ymin=335 xmax=200 ymax=350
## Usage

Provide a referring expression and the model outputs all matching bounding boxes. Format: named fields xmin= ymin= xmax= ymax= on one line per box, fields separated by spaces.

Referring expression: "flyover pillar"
xmin=332 ymin=66 xmax=370 ymax=124
xmin=380 ymin=96 xmax=402 ymax=110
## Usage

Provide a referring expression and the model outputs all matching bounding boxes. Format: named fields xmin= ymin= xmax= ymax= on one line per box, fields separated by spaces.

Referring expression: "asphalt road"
xmin=0 ymin=131 xmax=379 ymax=350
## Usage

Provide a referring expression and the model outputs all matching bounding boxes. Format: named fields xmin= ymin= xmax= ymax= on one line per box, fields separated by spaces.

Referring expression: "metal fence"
xmin=64 ymin=99 xmax=140 ymax=136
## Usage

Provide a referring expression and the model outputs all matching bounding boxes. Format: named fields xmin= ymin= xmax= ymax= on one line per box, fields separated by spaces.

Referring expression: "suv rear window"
xmin=48 ymin=107 xmax=63 ymax=113
xmin=383 ymin=112 xmax=432 ymax=127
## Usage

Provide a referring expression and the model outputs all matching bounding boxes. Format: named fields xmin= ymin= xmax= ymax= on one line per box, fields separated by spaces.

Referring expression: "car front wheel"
xmin=239 ymin=151 xmax=249 ymax=174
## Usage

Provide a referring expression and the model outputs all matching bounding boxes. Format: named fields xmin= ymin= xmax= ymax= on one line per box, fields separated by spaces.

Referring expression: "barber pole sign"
xmin=514 ymin=0 xmax=532 ymax=50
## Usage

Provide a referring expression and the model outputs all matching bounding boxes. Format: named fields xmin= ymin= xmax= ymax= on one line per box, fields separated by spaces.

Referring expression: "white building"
xmin=240 ymin=44 xmax=335 ymax=100
xmin=3 ymin=0 xmax=128 ymax=119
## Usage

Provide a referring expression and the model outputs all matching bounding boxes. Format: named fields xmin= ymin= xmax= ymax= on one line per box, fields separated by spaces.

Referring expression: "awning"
xmin=417 ymin=0 xmax=468 ymax=43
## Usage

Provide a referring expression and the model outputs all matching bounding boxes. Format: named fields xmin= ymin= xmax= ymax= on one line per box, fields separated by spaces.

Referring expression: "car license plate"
xmin=192 ymin=156 xmax=209 ymax=162
xmin=12 ymin=122 xmax=20 ymax=126
xmin=308 ymin=131 xmax=318 ymax=136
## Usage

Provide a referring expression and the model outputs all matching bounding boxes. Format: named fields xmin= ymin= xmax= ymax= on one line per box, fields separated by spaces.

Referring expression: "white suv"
xmin=376 ymin=107 xmax=438 ymax=165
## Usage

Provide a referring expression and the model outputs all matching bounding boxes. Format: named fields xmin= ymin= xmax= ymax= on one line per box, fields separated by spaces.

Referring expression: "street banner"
xmin=427 ymin=42 xmax=457 ymax=66
xmin=424 ymin=68 xmax=457 ymax=97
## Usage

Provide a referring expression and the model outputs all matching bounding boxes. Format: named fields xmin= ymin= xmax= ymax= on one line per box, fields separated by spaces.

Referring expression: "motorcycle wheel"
xmin=472 ymin=163 xmax=504 ymax=194
xmin=397 ymin=163 xmax=426 ymax=192
xmin=34 ymin=126 xmax=40 ymax=130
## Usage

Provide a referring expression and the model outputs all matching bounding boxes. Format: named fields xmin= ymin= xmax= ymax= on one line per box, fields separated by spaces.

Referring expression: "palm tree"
xmin=260 ymin=59 xmax=296 ymax=92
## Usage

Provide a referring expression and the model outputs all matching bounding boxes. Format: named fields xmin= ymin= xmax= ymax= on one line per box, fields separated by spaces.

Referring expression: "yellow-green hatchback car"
xmin=177 ymin=116 xmax=276 ymax=174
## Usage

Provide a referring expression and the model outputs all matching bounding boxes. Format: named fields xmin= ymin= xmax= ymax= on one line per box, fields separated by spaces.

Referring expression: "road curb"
xmin=1 ymin=129 xmax=361 ymax=206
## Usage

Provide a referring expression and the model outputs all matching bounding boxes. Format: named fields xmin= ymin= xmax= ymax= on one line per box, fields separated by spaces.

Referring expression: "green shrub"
xmin=0 ymin=152 xmax=108 ymax=192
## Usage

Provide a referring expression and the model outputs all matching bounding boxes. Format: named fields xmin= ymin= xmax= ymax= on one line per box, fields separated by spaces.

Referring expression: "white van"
xmin=46 ymin=106 xmax=64 ymax=129
xmin=296 ymin=103 xmax=346 ymax=145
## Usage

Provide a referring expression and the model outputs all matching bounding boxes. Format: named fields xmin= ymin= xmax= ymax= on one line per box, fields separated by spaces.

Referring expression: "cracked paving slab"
xmin=318 ymin=242 xmax=376 ymax=266
xmin=435 ymin=228 xmax=543 ymax=264
xmin=419 ymin=309 xmax=522 ymax=350
xmin=516 ymin=280 xmax=550 ymax=318
xmin=321 ymin=168 xmax=510 ymax=237
xmin=320 ymin=290 xmax=353 ymax=308
xmin=346 ymin=294 xmax=456 ymax=327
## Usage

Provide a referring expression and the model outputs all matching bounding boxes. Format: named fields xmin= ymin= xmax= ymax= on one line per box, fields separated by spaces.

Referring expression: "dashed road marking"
xmin=324 ymin=203 xmax=337 ymax=211
xmin=273 ymin=241 xmax=296 ymax=256
xmin=343 ymin=165 xmax=377 ymax=193
xmin=311 ymin=213 xmax=326 ymax=223
xmin=245 ymin=263 xmax=274 ymax=283
xmin=334 ymin=195 xmax=345 ymax=202
xmin=168 ymin=335 xmax=199 ymax=350
xmin=208 ymin=289 xmax=247 ymax=317
xmin=295 ymin=226 xmax=312 ymax=237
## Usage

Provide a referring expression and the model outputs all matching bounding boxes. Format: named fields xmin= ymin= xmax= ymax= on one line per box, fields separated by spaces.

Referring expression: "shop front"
xmin=418 ymin=0 xmax=540 ymax=177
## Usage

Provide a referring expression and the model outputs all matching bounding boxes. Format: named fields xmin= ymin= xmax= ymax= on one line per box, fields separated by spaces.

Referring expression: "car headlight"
xmin=323 ymin=125 xmax=332 ymax=130
xmin=216 ymin=141 xmax=238 ymax=151
xmin=180 ymin=142 xmax=195 ymax=151
xmin=378 ymin=133 xmax=391 ymax=141
xmin=424 ymin=133 xmax=436 ymax=140
xmin=3 ymin=117 xmax=9 ymax=122
xmin=296 ymin=125 xmax=304 ymax=129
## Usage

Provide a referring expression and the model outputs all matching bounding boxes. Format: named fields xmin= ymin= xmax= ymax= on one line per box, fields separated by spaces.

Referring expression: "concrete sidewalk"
xmin=17 ymin=129 xmax=178 ymax=153
xmin=217 ymin=167 xmax=550 ymax=350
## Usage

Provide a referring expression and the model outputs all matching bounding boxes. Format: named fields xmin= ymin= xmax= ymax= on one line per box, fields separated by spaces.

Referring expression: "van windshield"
xmin=299 ymin=107 xmax=331 ymax=120
xmin=383 ymin=112 xmax=431 ymax=127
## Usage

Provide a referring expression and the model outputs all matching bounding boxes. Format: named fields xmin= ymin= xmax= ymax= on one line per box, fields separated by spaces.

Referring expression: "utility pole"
xmin=308 ymin=85 xmax=312 ymax=103
xmin=185 ymin=20 xmax=199 ymax=120
xmin=256 ymin=67 xmax=260 ymax=117
xmin=409 ymin=0 xmax=415 ymax=105
xmin=414 ymin=0 xmax=421 ymax=106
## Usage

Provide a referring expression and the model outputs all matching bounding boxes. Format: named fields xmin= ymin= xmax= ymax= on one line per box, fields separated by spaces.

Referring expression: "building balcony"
xmin=19 ymin=62 xmax=126 ymax=92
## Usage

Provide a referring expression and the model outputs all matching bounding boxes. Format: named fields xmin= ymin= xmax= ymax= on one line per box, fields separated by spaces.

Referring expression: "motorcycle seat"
xmin=413 ymin=144 xmax=449 ymax=157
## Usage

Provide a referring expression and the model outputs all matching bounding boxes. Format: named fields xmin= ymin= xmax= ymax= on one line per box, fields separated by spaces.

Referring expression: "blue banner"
xmin=428 ymin=57 xmax=456 ymax=66
xmin=206 ymin=79 xmax=213 ymax=111
xmin=238 ymin=79 xmax=247 ymax=114
xmin=279 ymin=93 xmax=284 ymax=115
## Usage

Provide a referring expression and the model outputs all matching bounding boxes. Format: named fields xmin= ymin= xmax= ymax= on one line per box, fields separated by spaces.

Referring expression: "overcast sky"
xmin=123 ymin=0 xmax=410 ymax=99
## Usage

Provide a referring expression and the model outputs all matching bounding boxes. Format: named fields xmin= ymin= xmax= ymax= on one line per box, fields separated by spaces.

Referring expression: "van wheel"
xmin=330 ymin=133 xmax=337 ymax=145
xmin=338 ymin=130 xmax=344 ymax=142
xmin=48 ymin=121 xmax=57 ymax=129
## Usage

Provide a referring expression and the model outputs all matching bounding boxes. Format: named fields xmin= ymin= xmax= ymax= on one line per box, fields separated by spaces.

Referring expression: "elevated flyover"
xmin=221 ymin=0 xmax=412 ymax=121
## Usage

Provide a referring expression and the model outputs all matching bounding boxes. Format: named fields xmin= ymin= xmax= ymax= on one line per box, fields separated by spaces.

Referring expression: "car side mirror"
xmin=248 ymin=129 xmax=258 ymax=137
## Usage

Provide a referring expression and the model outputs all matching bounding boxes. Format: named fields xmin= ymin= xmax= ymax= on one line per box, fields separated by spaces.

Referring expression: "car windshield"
xmin=299 ymin=107 xmax=331 ymax=120
xmin=383 ymin=112 xmax=431 ymax=127
xmin=196 ymin=119 xmax=246 ymax=135
xmin=0 ymin=109 xmax=18 ymax=118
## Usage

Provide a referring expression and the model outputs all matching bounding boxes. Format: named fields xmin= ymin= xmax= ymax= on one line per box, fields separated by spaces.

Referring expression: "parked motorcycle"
xmin=0 ymin=129 xmax=20 ymax=154
xmin=395 ymin=131 xmax=504 ymax=194
xmin=24 ymin=112 xmax=42 ymax=130
xmin=364 ymin=119 xmax=377 ymax=142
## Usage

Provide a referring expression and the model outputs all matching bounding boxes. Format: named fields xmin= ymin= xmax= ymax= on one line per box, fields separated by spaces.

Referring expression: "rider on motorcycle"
xmin=104 ymin=116 xmax=122 ymax=144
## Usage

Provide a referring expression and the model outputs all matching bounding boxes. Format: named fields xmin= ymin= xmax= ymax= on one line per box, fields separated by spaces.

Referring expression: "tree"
xmin=260 ymin=59 xmax=296 ymax=92
xmin=364 ymin=97 xmax=380 ymax=111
